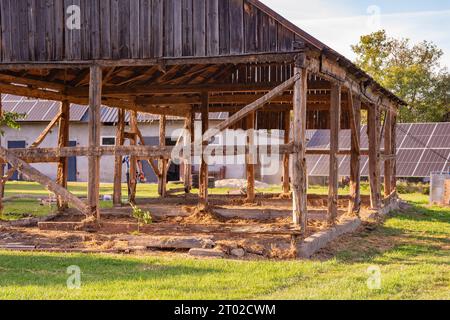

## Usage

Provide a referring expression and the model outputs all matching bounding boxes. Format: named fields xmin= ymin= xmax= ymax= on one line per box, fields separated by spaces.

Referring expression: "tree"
xmin=0 ymin=111 xmax=24 ymax=136
xmin=352 ymin=30 xmax=449 ymax=123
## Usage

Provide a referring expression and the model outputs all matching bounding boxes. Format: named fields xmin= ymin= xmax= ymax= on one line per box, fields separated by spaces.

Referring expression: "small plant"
xmin=130 ymin=204 xmax=152 ymax=233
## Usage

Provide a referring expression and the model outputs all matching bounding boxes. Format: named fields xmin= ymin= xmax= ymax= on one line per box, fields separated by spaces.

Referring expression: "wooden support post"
xmin=292 ymin=56 xmax=308 ymax=232
xmin=328 ymin=83 xmax=341 ymax=225
xmin=368 ymin=105 xmax=381 ymax=209
xmin=246 ymin=112 xmax=256 ymax=203
xmin=384 ymin=110 xmax=393 ymax=197
xmin=129 ymin=111 xmax=138 ymax=203
xmin=184 ymin=113 xmax=193 ymax=193
xmin=199 ymin=92 xmax=209 ymax=209
xmin=282 ymin=111 xmax=291 ymax=195
xmin=391 ymin=113 xmax=398 ymax=195
xmin=113 ymin=108 xmax=125 ymax=206
xmin=158 ymin=115 xmax=167 ymax=198
xmin=87 ymin=65 xmax=102 ymax=219
xmin=56 ymin=100 xmax=70 ymax=211
xmin=348 ymin=95 xmax=361 ymax=215
xmin=0 ymin=94 xmax=3 ymax=215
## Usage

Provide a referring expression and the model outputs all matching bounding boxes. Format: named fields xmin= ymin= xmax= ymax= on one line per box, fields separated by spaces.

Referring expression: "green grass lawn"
xmin=0 ymin=189 xmax=449 ymax=299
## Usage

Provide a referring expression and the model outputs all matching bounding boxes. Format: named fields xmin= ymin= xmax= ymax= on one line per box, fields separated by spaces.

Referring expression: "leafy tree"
xmin=352 ymin=30 xmax=449 ymax=123
xmin=0 ymin=111 xmax=24 ymax=136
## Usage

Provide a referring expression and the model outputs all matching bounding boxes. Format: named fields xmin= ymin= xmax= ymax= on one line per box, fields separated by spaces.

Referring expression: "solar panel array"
xmin=306 ymin=123 xmax=450 ymax=178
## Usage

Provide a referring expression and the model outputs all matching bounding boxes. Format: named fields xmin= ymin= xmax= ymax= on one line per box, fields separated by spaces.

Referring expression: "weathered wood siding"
xmin=0 ymin=0 xmax=298 ymax=62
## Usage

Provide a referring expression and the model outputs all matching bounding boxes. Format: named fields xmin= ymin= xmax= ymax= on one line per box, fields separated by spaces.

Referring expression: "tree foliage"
xmin=352 ymin=30 xmax=449 ymax=123
xmin=0 ymin=111 xmax=24 ymax=136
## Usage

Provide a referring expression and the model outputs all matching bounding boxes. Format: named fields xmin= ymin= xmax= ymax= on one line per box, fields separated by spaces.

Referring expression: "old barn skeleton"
xmin=0 ymin=0 xmax=403 ymax=235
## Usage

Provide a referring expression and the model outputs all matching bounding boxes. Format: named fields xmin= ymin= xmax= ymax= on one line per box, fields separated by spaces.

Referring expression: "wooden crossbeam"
xmin=202 ymin=74 xmax=300 ymax=144
xmin=30 ymin=111 xmax=63 ymax=148
xmin=0 ymin=146 xmax=90 ymax=215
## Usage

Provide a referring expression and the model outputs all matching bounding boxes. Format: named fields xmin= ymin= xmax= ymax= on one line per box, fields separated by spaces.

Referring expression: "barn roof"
xmin=0 ymin=0 xmax=406 ymax=110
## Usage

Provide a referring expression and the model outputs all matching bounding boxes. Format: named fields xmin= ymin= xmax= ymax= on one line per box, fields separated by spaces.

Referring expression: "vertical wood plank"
xmin=139 ymin=0 xmax=151 ymax=58
xmin=164 ymin=0 xmax=175 ymax=57
xmin=218 ymin=0 xmax=230 ymax=55
xmin=244 ymin=1 xmax=257 ymax=53
xmin=152 ymin=0 xmax=163 ymax=57
xmin=391 ymin=113 xmax=398 ymax=195
xmin=368 ymin=104 xmax=381 ymax=209
xmin=173 ymin=0 xmax=182 ymax=56
xmin=57 ymin=101 xmax=70 ymax=211
xmin=110 ymin=0 xmax=120 ymax=59
xmin=0 ymin=0 xmax=12 ymax=62
xmin=130 ymin=0 xmax=140 ymax=58
xmin=192 ymin=0 xmax=206 ymax=56
xmin=88 ymin=65 xmax=102 ymax=219
xmin=206 ymin=0 xmax=219 ymax=56
xmin=54 ymin=0 xmax=64 ymax=60
xmin=348 ymin=95 xmax=361 ymax=215
xmin=118 ymin=0 xmax=130 ymax=58
xmin=292 ymin=60 xmax=308 ymax=232
xmin=113 ymin=108 xmax=125 ymax=206
xmin=328 ymin=83 xmax=341 ymax=225
xmin=99 ymin=0 xmax=111 ymax=59
xmin=65 ymin=0 xmax=81 ymax=60
xmin=90 ymin=0 xmax=101 ymax=59
xmin=181 ymin=0 xmax=193 ymax=56
xmin=229 ymin=0 xmax=243 ymax=54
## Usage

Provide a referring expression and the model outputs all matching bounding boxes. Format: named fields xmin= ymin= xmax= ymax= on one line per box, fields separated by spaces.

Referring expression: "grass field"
xmin=0 ymin=183 xmax=449 ymax=300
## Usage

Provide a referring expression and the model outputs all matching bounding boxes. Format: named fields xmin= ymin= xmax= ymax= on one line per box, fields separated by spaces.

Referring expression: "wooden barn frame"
xmin=0 ymin=0 xmax=404 ymax=238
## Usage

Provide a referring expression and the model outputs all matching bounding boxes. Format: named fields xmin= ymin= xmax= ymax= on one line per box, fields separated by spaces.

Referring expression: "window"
xmin=101 ymin=136 xmax=116 ymax=146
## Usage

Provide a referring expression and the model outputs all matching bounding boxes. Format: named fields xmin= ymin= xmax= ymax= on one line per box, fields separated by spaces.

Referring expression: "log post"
xmin=0 ymin=94 xmax=4 ymax=215
xmin=158 ymin=115 xmax=167 ymax=198
xmin=292 ymin=55 xmax=308 ymax=232
xmin=246 ymin=112 xmax=256 ymax=203
xmin=368 ymin=104 xmax=381 ymax=209
xmin=184 ymin=113 xmax=193 ymax=193
xmin=282 ymin=110 xmax=291 ymax=195
xmin=328 ymin=83 xmax=341 ymax=225
xmin=56 ymin=100 xmax=70 ymax=211
xmin=87 ymin=65 xmax=102 ymax=219
xmin=384 ymin=110 xmax=393 ymax=197
xmin=113 ymin=108 xmax=125 ymax=206
xmin=391 ymin=113 xmax=398 ymax=196
xmin=129 ymin=111 xmax=138 ymax=203
xmin=348 ymin=95 xmax=361 ymax=215
xmin=199 ymin=92 xmax=209 ymax=209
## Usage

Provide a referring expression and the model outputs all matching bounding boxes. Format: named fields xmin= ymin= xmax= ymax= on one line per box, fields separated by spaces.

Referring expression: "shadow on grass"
xmin=0 ymin=252 xmax=219 ymax=288
xmin=332 ymin=203 xmax=450 ymax=265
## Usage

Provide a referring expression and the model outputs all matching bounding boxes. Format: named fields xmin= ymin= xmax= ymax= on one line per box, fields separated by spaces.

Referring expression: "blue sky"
xmin=261 ymin=0 xmax=450 ymax=68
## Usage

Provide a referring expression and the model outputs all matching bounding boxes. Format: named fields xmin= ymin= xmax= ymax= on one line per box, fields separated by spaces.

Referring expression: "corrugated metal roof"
xmin=1 ymin=94 xmax=87 ymax=122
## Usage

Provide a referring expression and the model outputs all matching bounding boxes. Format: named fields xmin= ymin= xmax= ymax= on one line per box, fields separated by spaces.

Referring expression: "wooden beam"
xmin=328 ymin=83 xmax=341 ymax=225
xmin=199 ymin=93 xmax=209 ymax=209
xmin=384 ymin=110 xmax=393 ymax=197
xmin=0 ymin=146 xmax=89 ymax=215
xmin=56 ymin=101 xmax=70 ymax=211
xmin=113 ymin=108 xmax=125 ymax=207
xmin=368 ymin=105 xmax=381 ymax=209
xmin=292 ymin=57 xmax=308 ymax=232
xmin=0 ymin=95 xmax=3 ymax=215
xmin=391 ymin=114 xmax=398 ymax=196
xmin=87 ymin=65 xmax=102 ymax=219
xmin=246 ymin=112 xmax=256 ymax=203
xmin=158 ymin=115 xmax=167 ymax=198
xmin=134 ymin=125 xmax=161 ymax=177
xmin=129 ymin=111 xmax=138 ymax=203
xmin=30 ymin=111 xmax=63 ymax=148
xmin=348 ymin=95 xmax=361 ymax=215
xmin=202 ymin=74 xmax=300 ymax=144
xmin=184 ymin=113 xmax=194 ymax=193
xmin=282 ymin=111 xmax=291 ymax=194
